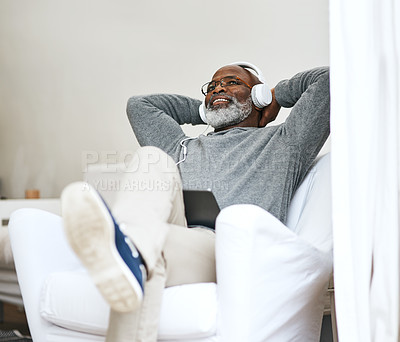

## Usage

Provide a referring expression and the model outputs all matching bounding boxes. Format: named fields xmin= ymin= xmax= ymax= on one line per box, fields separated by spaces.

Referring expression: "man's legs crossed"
xmin=107 ymin=147 xmax=215 ymax=341
xmin=62 ymin=146 xmax=216 ymax=342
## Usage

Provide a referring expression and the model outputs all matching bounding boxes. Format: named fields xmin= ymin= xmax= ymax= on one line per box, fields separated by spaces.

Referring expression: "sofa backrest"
xmin=286 ymin=153 xmax=332 ymax=253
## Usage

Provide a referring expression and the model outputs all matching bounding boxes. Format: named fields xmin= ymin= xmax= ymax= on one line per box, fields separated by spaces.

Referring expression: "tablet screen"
xmin=183 ymin=190 xmax=220 ymax=229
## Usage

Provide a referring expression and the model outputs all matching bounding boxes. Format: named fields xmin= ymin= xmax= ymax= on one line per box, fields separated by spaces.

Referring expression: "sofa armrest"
xmin=216 ymin=204 xmax=332 ymax=342
xmin=9 ymin=208 xmax=84 ymax=342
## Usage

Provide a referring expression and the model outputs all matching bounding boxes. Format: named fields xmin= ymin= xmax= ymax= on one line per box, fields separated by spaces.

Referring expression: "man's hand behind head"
xmin=258 ymin=88 xmax=281 ymax=127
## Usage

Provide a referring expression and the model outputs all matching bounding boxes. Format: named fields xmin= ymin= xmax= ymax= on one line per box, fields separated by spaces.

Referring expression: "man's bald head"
xmin=212 ymin=65 xmax=261 ymax=88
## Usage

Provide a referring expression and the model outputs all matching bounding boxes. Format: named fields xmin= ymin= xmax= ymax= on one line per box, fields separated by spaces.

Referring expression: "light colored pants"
xmin=106 ymin=146 xmax=216 ymax=342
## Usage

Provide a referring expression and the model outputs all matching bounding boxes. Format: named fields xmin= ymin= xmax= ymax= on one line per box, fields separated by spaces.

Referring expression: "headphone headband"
xmin=227 ymin=61 xmax=266 ymax=84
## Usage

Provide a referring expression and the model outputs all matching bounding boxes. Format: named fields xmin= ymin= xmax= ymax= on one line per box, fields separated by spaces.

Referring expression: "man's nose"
xmin=213 ymin=82 xmax=225 ymax=93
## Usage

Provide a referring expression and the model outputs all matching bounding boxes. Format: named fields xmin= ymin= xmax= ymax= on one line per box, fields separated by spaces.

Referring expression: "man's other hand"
xmin=258 ymin=88 xmax=281 ymax=127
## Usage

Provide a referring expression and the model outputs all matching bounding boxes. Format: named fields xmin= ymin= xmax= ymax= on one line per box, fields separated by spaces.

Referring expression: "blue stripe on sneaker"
xmin=113 ymin=219 xmax=146 ymax=291
xmin=99 ymin=194 xmax=146 ymax=292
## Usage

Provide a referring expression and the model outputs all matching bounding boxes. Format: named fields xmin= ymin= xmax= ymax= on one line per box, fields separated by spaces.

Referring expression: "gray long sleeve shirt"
xmin=127 ymin=67 xmax=330 ymax=223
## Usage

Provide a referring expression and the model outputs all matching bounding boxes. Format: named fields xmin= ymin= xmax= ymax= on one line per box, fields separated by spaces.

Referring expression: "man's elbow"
xmin=126 ymin=95 xmax=147 ymax=120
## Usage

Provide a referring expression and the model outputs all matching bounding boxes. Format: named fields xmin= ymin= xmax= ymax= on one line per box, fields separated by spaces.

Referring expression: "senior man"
xmin=62 ymin=62 xmax=330 ymax=341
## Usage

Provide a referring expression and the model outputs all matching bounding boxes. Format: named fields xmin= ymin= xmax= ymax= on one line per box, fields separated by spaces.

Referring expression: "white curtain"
xmin=330 ymin=0 xmax=400 ymax=341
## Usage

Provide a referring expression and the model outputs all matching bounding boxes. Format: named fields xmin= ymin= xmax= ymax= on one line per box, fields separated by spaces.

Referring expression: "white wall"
xmin=0 ymin=0 xmax=329 ymax=198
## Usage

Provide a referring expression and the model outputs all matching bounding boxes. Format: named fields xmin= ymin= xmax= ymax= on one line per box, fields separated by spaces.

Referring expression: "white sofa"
xmin=8 ymin=154 xmax=334 ymax=342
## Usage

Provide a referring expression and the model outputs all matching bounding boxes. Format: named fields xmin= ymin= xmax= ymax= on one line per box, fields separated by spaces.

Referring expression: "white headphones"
xmin=198 ymin=61 xmax=272 ymax=123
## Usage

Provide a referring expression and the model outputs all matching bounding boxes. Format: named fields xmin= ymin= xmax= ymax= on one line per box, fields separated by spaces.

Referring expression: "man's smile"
xmin=209 ymin=95 xmax=232 ymax=108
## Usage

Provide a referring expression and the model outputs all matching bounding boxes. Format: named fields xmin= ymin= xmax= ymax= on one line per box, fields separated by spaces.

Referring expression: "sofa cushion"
xmin=40 ymin=271 xmax=217 ymax=339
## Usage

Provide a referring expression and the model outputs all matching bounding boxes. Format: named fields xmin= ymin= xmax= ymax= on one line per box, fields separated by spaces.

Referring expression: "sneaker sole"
xmin=61 ymin=182 xmax=143 ymax=312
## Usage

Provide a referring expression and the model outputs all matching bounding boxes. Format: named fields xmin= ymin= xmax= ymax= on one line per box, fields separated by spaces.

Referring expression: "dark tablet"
xmin=183 ymin=190 xmax=220 ymax=229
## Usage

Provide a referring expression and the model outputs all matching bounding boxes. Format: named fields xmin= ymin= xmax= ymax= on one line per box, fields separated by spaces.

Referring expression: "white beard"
xmin=205 ymin=95 xmax=253 ymax=129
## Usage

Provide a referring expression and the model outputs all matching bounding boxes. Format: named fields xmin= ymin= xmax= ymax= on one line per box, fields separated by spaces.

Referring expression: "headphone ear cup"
xmin=199 ymin=102 xmax=208 ymax=123
xmin=251 ymin=84 xmax=273 ymax=109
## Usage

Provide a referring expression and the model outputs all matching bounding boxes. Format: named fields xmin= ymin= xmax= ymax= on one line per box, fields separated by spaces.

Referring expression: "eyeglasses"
xmin=201 ymin=76 xmax=252 ymax=96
